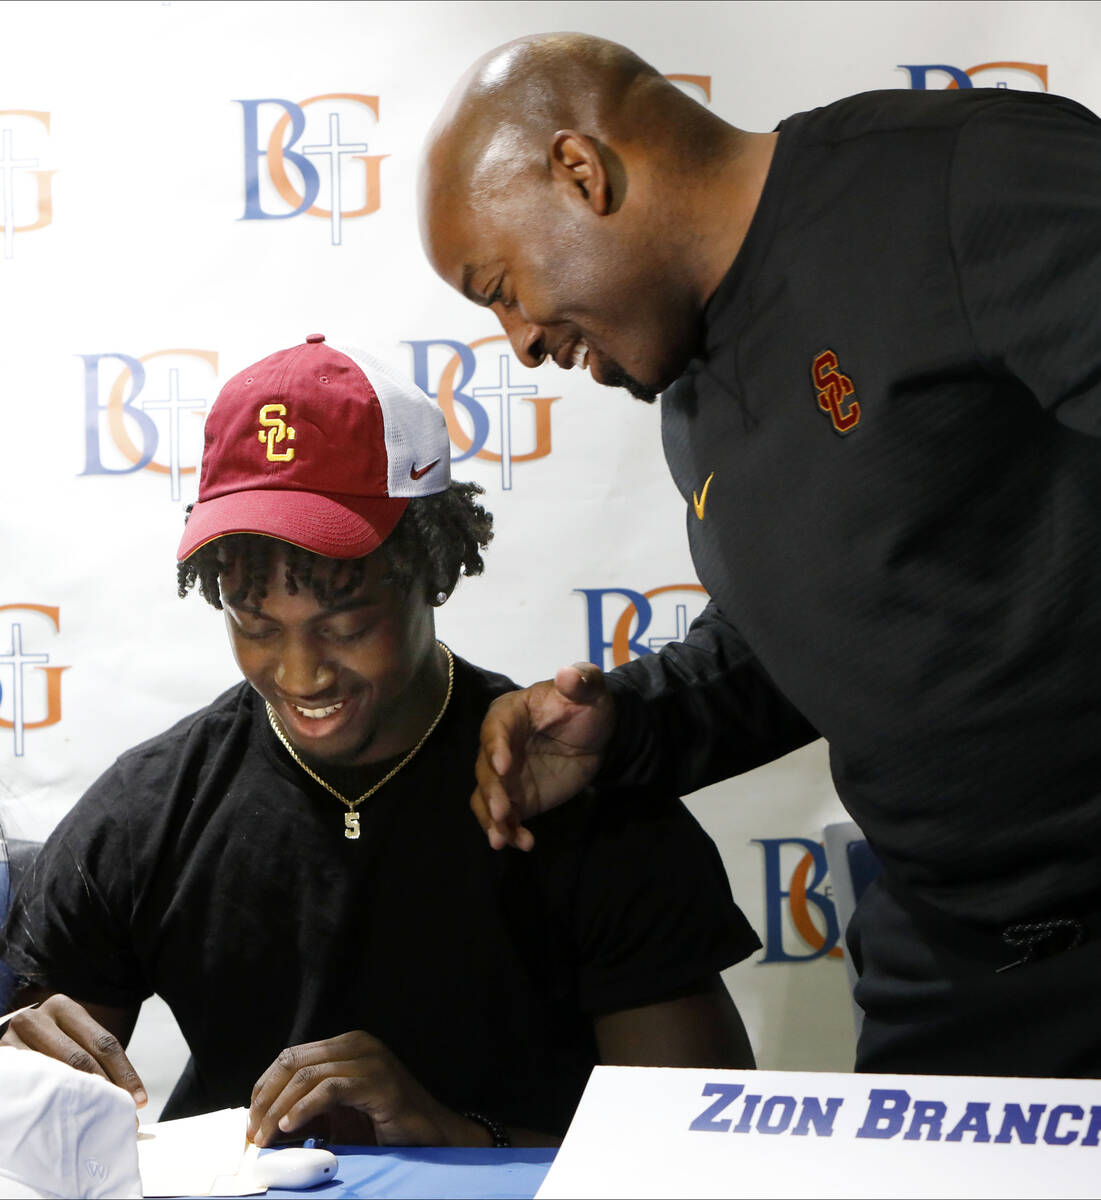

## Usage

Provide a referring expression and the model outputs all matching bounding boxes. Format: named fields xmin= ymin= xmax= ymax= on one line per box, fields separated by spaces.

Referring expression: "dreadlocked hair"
xmin=176 ymin=481 xmax=493 ymax=611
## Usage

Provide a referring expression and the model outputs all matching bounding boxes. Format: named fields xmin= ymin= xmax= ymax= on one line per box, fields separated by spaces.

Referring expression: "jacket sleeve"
xmin=950 ymin=93 xmax=1101 ymax=436
xmin=596 ymin=599 xmax=818 ymax=796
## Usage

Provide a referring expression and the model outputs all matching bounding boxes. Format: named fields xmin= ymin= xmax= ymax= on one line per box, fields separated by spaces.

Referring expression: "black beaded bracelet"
xmin=463 ymin=1110 xmax=512 ymax=1148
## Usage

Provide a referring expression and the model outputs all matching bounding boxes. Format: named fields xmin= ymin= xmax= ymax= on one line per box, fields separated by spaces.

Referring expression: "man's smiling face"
xmin=222 ymin=549 xmax=438 ymax=770
xmin=421 ymin=167 xmax=702 ymax=403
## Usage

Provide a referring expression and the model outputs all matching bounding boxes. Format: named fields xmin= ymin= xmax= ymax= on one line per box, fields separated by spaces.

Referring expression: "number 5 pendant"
xmin=344 ymin=811 xmax=361 ymax=840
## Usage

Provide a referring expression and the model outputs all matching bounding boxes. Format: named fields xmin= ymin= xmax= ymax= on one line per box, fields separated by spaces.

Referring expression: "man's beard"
xmin=599 ymin=358 xmax=659 ymax=403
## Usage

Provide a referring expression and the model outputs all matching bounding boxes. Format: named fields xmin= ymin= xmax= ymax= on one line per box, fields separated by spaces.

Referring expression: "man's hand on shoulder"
xmin=1 ymin=992 xmax=147 ymax=1107
xmin=471 ymin=662 xmax=616 ymax=850
xmin=247 ymin=1031 xmax=495 ymax=1148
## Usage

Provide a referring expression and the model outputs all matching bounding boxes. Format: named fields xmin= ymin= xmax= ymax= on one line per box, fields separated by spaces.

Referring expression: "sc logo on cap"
xmin=257 ymin=404 xmax=296 ymax=462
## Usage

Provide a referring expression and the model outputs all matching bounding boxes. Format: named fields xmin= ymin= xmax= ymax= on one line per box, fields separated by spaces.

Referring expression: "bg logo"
xmin=574 ymin=584 xmax=708 ymax=669
xmin=237 ymin=95 xmax=387 ymax=245
xmin=404 ymin=335 xmax=559 ymax=491
xmin=899 ymin=62 xmax=1048 ymax=91
xmin=78 ymin=349 xmax=218 ymax=502
xmin=0 ymin=605 xmax=69 ymax=758
xmin=0 ymin=109 xmax=56 ymax=260
xmin=754 ymin=838 xmax=842 ymax=963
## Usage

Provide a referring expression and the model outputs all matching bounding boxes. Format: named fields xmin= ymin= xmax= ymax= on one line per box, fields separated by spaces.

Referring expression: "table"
xmin=245 ymin=1146 xmax=557 ymax=1199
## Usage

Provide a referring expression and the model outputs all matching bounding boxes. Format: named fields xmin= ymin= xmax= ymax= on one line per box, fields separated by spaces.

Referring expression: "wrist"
xmin=462 ymin=1110 xmax=512 ymax=1148
xmin=433 ymin=1107 xmax=489 ymax=1147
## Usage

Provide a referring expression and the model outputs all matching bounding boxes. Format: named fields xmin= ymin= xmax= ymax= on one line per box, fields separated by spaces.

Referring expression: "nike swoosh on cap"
xmin=410 ymin=459 xmax=440 ymax=481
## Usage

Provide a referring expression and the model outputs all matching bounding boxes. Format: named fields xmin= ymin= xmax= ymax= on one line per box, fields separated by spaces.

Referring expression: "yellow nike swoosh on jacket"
xmin=693 ymin=472 xmax=715 ymax=520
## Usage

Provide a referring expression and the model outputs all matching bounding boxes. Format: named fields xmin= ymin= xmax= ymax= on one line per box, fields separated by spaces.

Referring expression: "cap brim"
xmin=177 ymin=489 xmax=408 ymax=561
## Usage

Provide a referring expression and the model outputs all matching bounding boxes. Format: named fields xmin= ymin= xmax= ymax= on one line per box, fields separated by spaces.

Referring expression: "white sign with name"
xmin=536 ymin=1066 xmax=1101 ymax=1199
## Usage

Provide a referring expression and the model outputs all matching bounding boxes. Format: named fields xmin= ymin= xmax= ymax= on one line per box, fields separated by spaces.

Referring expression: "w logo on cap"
xmin=257 ymin=403 xmax=296 ymax=462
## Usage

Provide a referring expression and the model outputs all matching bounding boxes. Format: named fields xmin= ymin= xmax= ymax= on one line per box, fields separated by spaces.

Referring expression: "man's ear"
xmin=549 ymin=130 xmax=611 ymax=215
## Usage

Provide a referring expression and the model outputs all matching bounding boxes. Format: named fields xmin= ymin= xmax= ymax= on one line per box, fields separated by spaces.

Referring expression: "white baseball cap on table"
xmin=0 ymin=1049 xmax=141 ymax=1199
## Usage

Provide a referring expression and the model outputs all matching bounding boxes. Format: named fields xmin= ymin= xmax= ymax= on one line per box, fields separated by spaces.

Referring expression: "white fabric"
xmin=338 ymin=343 xmax=452 ymax=498
xmin=0 ymin=1050 xmax=142 ymax=1200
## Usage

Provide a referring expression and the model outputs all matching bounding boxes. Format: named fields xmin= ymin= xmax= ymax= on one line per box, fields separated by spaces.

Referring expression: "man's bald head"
xmin=422 ymin=33 xmax=716 ymax=214
xmin=419 ymin=33 xmax=769 ymax=401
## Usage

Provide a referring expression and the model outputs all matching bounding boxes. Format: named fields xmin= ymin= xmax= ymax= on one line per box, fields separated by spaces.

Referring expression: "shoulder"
xmin=13 ymin=685 xmax=260 ymax=927
xmin=781 ymin=87 xmax=1098 ymax=147
xmin=105 ymin=681 xmax=256 ymax=789
xmin=530 ymin=784 xmax=758 ymax=1008
xmin=433 ymin=653 xmax=523 ymax=758
xmin=532 ymin=780 xmax=711 ymax=853
xmin=448 ymin=652 xmax=520 ymax=708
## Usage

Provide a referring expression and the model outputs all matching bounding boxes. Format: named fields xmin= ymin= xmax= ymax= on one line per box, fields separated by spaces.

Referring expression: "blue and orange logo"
xmin=78 ymin=349 xmax=218 ymax=502
xmin=574 ymin=584 xmax=708 ymax=669
xmin=754 ymin=838 xmax=843 ymax=963
xmin=899 ymin=62 xmax=1048 ymax=91
xmin=404 ymin=335 xmax=559 ymax=492
xmin=0 ymin=109 xmax=56 ymax=261
xmin=238 ymin=95 xmax=387 ymax=244
xmin=0 ymin=605 xmax=70 ymax=758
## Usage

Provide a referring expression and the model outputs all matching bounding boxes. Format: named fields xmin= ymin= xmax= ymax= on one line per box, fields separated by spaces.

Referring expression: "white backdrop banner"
xmin=2 ymin=0 xmax=1098 ymax=1090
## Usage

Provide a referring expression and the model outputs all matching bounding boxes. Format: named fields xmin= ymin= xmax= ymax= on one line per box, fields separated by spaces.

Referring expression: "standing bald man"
xmin=420 ymin=33 xmax=1101 ymax=1078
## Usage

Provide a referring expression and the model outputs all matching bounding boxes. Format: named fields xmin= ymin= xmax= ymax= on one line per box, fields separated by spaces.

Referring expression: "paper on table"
xmin=137 ymin=1106 xmax=263 ymax=1197
xmin=0 ymin=1002 xmax=39 ymax=1027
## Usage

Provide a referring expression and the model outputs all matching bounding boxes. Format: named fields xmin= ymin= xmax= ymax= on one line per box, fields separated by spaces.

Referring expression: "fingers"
xmin=554 ymin=661 xmax=605 ymax=703
xmin=249 ymin=1032 xmax=451 ymax=1147
xmin=269 ymin=1061 xmax=367 ymax=1142
xmin=475 ymin=742 xmax=517 ymax=826
xmin=250 ymin=1032 xmax=485 ymax=1148
xmin=470 ymin=781 xmax=534 ymax=852
xmin=470 ymin=667 xmax=611 ymax=852
xmin=249 ymin=1033 xmax=377 ymax=1147
xmin=472 ymin=748 xmax=535 ymax=852
xmin=5 ymin=996 xmax=147 ymax=1107
xmin=507 ymin=823 xmax=535 ymax=852
xmin=480 ymin=694 xmax=524 ymax=780
xmin=472 ymin=692 xmax=538 ymax=851
xmin=482 ymin=813 xmax=534 ymax=853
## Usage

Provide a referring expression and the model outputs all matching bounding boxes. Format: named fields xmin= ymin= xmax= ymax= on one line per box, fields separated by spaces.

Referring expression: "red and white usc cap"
xmin=177 ymin=334 xmax=451 ymax=561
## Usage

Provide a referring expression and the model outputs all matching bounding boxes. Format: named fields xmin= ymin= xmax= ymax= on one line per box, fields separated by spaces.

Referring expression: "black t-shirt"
xmin=605 ymin=88 xmax=1101 ymax=924
xmin=3 ymin=655 xmax=756 ymax=1133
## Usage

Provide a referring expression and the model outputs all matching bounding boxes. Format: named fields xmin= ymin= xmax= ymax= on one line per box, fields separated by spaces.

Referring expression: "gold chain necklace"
xmin=265 ymin=641 xmax=454 ymax=840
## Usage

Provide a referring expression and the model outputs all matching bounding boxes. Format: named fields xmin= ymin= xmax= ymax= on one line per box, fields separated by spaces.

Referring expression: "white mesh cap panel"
xmin=336 ymin=343 xmax=452 ymax=498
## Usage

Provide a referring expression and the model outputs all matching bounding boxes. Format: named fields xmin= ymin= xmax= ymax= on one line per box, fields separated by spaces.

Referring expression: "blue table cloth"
xmin=253 ymin=1146 xmax=557 ymax=1199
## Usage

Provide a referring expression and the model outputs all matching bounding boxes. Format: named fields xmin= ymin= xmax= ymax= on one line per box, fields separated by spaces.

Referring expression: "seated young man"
xmin=1 ymin=335 xmax=758 ymax=1147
